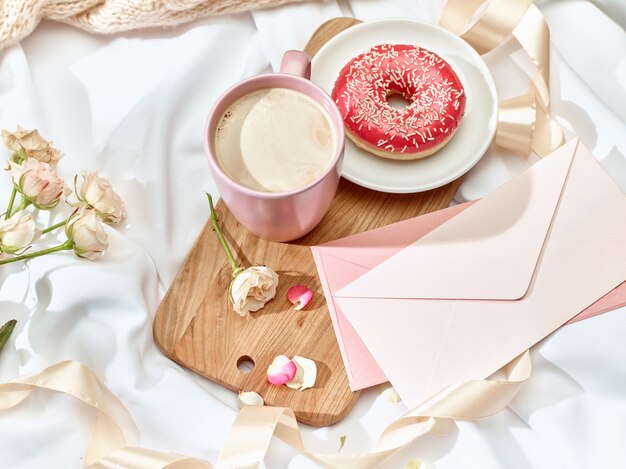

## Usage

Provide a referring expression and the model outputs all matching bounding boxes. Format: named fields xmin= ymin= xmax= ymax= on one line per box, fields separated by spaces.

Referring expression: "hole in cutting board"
xmin=237 ymin=355 xmax=255 ymax=373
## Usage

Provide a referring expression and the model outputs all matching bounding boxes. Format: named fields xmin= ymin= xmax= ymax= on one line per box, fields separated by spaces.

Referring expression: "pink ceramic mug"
xmin=204 ymin=50 xmax=345 ymax=242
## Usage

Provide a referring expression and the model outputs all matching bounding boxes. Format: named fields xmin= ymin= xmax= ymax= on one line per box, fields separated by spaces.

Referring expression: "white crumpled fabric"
xmin=0 ymin=0 xmax=625 ymax=467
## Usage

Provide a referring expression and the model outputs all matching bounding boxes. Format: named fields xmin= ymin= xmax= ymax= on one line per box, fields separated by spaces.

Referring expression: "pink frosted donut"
xmin=332 ymin=44 xmax=466 ymax=160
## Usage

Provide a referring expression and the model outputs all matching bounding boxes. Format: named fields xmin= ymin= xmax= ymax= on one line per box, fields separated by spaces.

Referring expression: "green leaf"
xmin=0 ymin=320 xmax=17 ymax=355
xmin=338 ymin=435 xmax=346 ymax=452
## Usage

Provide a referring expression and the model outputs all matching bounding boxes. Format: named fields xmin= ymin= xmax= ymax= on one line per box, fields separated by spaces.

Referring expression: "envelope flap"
xmin=336 ymin=139 xmax=579 ymax=301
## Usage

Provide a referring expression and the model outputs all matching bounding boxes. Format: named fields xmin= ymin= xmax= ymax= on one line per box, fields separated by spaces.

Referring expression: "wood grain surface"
xmin=153 ymin=17 xmax=463 ymax=427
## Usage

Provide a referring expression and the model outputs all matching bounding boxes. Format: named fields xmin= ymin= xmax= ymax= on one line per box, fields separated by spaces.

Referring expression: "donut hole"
xmin=386 ymin=90 xmax=411 ymax=110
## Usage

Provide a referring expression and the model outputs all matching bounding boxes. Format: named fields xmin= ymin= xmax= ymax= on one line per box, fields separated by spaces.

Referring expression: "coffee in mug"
xmin=204 ymin=50 xmax=344 ymax=242
xmin=214 ymin=87 xmax=337 ymax=193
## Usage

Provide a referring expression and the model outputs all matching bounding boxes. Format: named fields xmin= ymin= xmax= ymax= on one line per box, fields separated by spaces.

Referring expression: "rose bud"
xmin=10 ymin=159 xmax=65 ymax=210
xmin=2 ymin=126 xmax=62 ymax=165
xmin=0 ymin=213 xmax=38 ymax=254
xmin=69 ymin=171 xmax=126 ymax=224
xmin=230 ymin=265 xmax=279 ymax=317
xmin=65 ymin=207 xmax=108 ymax=260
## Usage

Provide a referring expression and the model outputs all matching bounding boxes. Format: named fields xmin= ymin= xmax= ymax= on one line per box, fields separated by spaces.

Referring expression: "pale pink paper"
xmin=313 ymin=139 xmax=626 ymax=394
xmin=332 ymin=139 xmax=626 ymax=408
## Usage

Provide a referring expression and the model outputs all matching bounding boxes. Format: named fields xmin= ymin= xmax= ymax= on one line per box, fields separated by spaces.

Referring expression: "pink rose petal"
xmin=267 ymin=355 xmax=297 ymax=385
xmin=287 ymin=285 xmax=314 ymax=310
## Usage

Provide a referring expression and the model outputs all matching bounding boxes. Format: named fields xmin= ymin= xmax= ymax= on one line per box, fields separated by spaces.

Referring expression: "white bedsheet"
xmin=0 ymin=0 xmax=625 ymax=467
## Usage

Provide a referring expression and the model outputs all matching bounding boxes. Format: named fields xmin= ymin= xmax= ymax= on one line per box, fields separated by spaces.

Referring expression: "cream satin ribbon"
xmin=0 ymin=361 xmax=210 ymax=468
xmin=218 ymin=351 xmax=530 ymax=468
xmin=440 ymin=0 xmax=564 ymax=157
xmin=0 ymin=352 xmax=530 ymax=468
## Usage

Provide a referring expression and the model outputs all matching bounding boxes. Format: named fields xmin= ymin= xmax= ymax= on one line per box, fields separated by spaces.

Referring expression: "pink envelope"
xmin=313 ymin=136 xmax=626 ymax=400
xmin=313 ymin=205 xmax=626 ymax=392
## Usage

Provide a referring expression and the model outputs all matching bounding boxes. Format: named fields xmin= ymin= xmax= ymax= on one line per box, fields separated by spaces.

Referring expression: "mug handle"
xmin=279 ymin=50 xmax=311 ymax=79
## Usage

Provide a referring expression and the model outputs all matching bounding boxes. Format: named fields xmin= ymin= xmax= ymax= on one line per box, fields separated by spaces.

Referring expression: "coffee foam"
xmin=215 ymin=88 xmax=336 ymax=193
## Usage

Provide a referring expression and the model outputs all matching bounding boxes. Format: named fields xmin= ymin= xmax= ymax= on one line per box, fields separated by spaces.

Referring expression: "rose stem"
xmin=5 ymin=149 xmax=27 ymax=219
xmin=0 ymin=240 xmax=73 ymax=265
xmin=206 ymin=193 xmax=242 ymax=277
xmin=11 ymin=196 xmax=31 ymax=216
xmin=42 ymin=218 xmax=69 ymax=235
xmin=5 ymin=188 xmax=17 ymax=220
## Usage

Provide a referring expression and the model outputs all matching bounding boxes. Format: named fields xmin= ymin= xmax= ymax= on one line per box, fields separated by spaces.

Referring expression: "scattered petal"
xmin=267 ymin=355 xmax=297 ymax=385
xmin=287 ymin=285 xmax=314 ymax=310
xmin=338 ymin=435 xmax=346 ymax=452
xmin=405 ymin=459 xmax=425 ymax=469
xmin=381 ymin=385 xmax=401 ymax=404
xmin=286 ymin=356 xmax=317 ymax=391
xmin=237 ymin=391 xmax=264 ymax=409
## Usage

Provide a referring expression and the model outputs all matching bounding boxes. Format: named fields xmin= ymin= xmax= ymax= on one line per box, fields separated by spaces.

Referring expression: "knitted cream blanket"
xmin=0 ymin=0 xmax=304 ymax=49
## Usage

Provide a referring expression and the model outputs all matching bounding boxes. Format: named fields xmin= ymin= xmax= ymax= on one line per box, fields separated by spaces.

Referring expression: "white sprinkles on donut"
xmin=332 ymin=44 xmax=467 ymax=160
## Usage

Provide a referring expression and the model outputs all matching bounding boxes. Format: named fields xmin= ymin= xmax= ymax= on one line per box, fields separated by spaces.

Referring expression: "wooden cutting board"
xmin=153 ymin=17 xmax=463 ymax=427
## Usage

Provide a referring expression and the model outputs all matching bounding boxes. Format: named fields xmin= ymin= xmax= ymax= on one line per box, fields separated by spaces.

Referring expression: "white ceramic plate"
xmin=311 ymin=19 xmax=498 ymax=193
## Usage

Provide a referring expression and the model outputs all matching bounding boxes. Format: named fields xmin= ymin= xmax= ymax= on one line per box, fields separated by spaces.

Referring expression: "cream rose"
xmin=10 ymin=159 xmax=65 ymax=209
xmin=70 ymin=172 xmax=126 ymax=224
xmin=2 ymin=126 xmax=63 ymax=165
xmin=230 ymin=266 xmax=279 ymax=316
xmin=0 ymin=213 xmax=38 ymax=254
xmin=65 ymin=208 xmax=108 ymax=260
